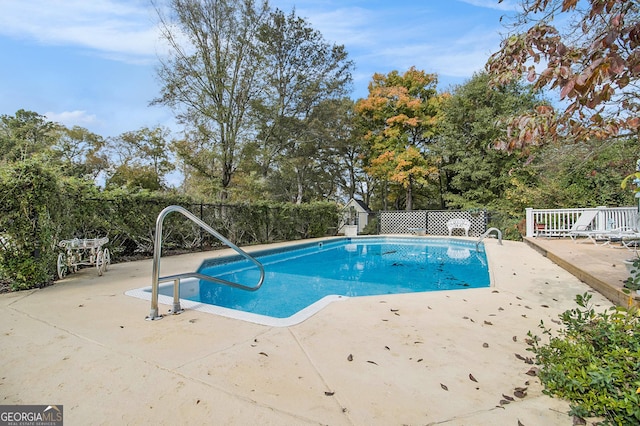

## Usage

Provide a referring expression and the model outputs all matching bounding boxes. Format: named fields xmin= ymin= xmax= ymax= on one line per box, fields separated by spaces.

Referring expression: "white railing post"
xmin=525 ymin=208 xmax=534 ymax=237
xmin=596 ymin=206 xmax=607 ymax=231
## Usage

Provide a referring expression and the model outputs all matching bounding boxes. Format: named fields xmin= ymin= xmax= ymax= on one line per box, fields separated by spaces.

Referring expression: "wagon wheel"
xmin=102 ymin=248 xmax=111 ymax=272
xmin=96 ymin=249 xmax=105 ymax=276
xmin=68 ymin=251 xmax=78 ymax=273
xmin=57 ymin=252 xmax=68 ymax=279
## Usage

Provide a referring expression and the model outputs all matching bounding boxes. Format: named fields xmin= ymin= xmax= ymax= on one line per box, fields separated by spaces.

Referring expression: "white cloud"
xmin=0 ymin=0 xmax=162 ymax=63
xmin=293 ymin=6 xmax=379 ymax=48
xmin=292 ymin=3 xmax=505 ymax=86
xmin=457 ymin=0 xmax=521 ymax=12
xmin=319 ymin=15 xmax=500 ymax=92
xmin=45 ymin=110 xmax=99 ymax=128
xmin=0 ymin=0 xmax=507 ymax=80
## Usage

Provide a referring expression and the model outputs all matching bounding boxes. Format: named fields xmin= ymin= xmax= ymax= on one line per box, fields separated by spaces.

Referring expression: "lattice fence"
xmin=379 ymin=210 xmax=487 ymax=236
xmin=380 ymin=211 xmax=428 ymax=233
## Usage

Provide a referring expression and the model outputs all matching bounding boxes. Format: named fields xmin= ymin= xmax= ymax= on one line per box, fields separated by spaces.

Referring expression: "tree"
xmin=287 ymin=98 xmax=352 ymax=203
xmin=105 ymin=127 xmax=174 ymax=191
xmin=355 ymin=67 xmax=444 ymax=210
xmin=0 ymin=111 xmax=110 ymax=182
xmin=322 ymin=98 xmax=367 ymax=202
xmin=153 ymin=0 xmax=270 ymax=200
xmin=438 ymin=72 xmax=541 ymax=209
xmin=252 ymin=9 xmax=353 ymax=178
xmin=486 ymin=0 xmax=640 ymax=151
xmin=52 ymin=125 xmax=108 ymax=180
xmin=505 ymin=137 xmax=637 ymax=210
xmin=252 ymin=100 xmax=347 ymax=204
xmin=0 ymin=110 xmax=58 ymax=163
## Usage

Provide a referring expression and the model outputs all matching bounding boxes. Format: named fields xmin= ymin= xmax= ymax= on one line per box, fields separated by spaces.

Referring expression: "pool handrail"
xmin=147 ymin=205 xmax=265 ymax=321
xmin=475 ymin=227 xmax=503 ymax=251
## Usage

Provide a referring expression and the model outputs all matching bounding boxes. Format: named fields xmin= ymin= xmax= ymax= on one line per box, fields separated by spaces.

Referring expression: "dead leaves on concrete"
xmin=513 ymin=387 xmax=528 ymax=398
xmin=497 ymin=384 xmax=529 ymax=407
xmin=335 ymin=296 xmax=551 ymax=418
xmin=514 ymin=353 xmax=534 ymax=364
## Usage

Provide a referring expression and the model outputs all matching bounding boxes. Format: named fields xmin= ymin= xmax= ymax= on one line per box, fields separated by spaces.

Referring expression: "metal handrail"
xmin=146 ymin=205 xmax=265 ymax=320
xmin=476 ymin=227 xmax=503 ymax=251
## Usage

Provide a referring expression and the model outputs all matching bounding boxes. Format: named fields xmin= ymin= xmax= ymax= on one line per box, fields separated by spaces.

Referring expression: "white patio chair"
xmin=447 ymin=218 xmax=470 ymax=237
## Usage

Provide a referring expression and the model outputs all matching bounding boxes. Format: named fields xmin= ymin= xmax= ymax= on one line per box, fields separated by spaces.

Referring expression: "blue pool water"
xmin=153 ymin=237 xmax=489 ymax=321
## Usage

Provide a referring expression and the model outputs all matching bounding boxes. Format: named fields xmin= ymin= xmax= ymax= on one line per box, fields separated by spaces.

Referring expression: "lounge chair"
xmin=619 ymin=231 xmax=640 ymax=251
xmin=570 ymin=226 xmax=636 ymax=246
xmin=566 ymin=210 xmax=600 ymax=241
xmin=569 ymin=211 xmax=640 ymax=246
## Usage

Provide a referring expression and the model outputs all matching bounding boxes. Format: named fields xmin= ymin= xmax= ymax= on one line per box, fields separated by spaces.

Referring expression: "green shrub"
xmin=527 ymin=293 xmax=640 ymax=425
xmin=487 ymin=210 xmax=523 ymax=241
xmin=361 ymin=217 xmax=379 ymax=235
xmin=623 ymin=257 xmax=640 ymax=292
xmin=0 ymin=159 xmax=60 ymax=289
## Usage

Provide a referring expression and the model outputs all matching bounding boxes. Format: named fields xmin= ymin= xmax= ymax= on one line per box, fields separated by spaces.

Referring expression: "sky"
xmin=0 ymin=0 xmax=521 ymax=139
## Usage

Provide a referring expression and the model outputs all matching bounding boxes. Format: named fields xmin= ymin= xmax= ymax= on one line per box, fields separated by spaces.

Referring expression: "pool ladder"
xmin=476 ymin=227 xmax=503 ymax=251
xmin=146 ymin=205 xmax=265 ymax=321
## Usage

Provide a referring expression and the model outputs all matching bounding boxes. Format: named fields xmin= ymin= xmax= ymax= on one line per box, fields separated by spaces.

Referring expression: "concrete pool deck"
xmin=0 ymin=236 xmax=632 ymax=425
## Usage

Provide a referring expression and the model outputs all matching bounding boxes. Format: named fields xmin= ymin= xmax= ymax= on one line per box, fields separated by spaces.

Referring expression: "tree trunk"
xmin=405 ymin=176 xmax=413 ymax=211
xmin=295 ymin=166 xmax=304 ymax=204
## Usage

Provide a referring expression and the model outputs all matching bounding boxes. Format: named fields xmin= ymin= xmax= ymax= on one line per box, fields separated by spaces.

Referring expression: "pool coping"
xmin=126 ymin=283 xmax=349 ymax=327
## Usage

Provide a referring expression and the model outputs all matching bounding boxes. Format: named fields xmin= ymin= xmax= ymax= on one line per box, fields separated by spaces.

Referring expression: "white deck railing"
xmin=525 ymin=206 xmax=638 ymax=237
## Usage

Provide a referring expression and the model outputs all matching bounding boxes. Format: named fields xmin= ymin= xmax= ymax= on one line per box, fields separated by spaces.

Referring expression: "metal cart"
xmin=57 ymin=237 xmax=110 ymax=279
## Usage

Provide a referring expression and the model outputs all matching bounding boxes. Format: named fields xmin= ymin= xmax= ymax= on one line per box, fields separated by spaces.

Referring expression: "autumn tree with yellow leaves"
xmin=355 ymin=67 xmax=446 ymax=210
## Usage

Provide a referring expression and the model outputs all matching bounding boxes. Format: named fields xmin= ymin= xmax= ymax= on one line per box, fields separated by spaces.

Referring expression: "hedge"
xmin=0 ymin=160 xmax=340 ymax=290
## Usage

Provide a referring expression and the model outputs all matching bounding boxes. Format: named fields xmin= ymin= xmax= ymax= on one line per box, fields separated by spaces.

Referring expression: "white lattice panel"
xmin=379 ymin=210 xmax=486 ymax=236
xmin=380 ymin=211 xmax=427 ymax=233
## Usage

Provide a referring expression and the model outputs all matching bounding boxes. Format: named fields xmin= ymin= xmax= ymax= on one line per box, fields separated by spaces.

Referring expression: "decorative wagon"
xmin=57 ymin=237 xmax=111 ymax=279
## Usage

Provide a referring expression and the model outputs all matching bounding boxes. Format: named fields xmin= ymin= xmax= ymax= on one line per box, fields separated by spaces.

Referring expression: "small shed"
xmin=339 ymin=198 xmax=372 ymax=236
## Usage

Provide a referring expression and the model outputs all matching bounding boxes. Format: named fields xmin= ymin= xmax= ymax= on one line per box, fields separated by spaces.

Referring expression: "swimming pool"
xmin=127 ymin=237 xmax=490 ymax=326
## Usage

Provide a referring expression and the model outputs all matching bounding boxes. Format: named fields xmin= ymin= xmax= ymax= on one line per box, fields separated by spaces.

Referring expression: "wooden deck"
xmin=524 ymin=236 xmax=640 ymax=308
